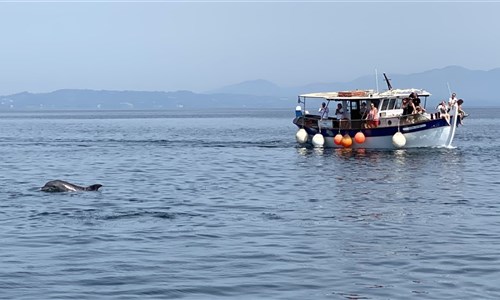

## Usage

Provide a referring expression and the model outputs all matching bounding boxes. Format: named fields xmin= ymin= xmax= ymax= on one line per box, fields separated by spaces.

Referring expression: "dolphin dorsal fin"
xmin=86 ymin=184 xmax=103 ymax=191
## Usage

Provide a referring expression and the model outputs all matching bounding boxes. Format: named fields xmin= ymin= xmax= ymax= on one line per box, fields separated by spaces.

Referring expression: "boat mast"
xmin=383 ymin=73 xmax=392 ymax=90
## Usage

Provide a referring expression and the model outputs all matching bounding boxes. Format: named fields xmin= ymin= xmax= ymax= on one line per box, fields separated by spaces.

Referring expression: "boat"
xmin=293 ymin=74 xmax=463 ymax=149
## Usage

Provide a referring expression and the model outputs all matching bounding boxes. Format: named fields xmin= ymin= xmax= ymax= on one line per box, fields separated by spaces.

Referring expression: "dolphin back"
xmin=41 ymin=180 xmax=102 ymax=192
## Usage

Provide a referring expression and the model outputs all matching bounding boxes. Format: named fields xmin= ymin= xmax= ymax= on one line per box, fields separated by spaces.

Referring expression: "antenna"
xmin=447 ymin=82 xmax=452 ymax=95
xmin=375 ymin=69 xmax=379 ymax=93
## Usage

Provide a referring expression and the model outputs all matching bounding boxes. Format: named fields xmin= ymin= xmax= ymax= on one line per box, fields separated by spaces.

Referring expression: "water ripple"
xmin=1 ymin=109 xmax=500 ymax=299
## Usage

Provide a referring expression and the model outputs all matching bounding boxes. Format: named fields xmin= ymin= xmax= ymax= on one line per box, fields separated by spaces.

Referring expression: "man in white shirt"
xmin=318 ymin=102 xmax=329 ymax=119
xmin=448 ymin=92 xmax=458 ymax=108
xmin=335 ymin=103 xmax=344 ymax=119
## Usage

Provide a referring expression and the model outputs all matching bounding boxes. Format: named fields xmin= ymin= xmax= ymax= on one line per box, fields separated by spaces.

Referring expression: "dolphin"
xmin=41 ymin=180 xmax=102 ymax=192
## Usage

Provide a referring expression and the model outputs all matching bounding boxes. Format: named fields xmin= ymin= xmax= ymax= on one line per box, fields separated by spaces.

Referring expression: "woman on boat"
xmin=366 ymin=103 xmax=380 ymax=128
xmin=402 ymin=98 xmax=416 ymax=115
xmin=437 ymin=100 xmax=450 ymax=125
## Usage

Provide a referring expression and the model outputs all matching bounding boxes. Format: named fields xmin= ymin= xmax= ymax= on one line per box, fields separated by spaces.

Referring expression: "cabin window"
xmin=394 ymin=99 xmax=402 ymax=109
xmin=381 ymin=99 xmax=390 ymax=110
xmin=388 ymin=98 xmax=396 ymax=109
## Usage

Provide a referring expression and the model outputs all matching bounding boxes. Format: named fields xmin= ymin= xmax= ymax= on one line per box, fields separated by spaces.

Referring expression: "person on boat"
xmin=448 ymin=92 xmax=458 ymax=109
xmin=412 ymin=94 xmax=420 ymax=107
xmin=457 ymin=99 xmax=466 ymax=125
xmin=335 ymin=103 xmax=351 ymax=128
xmin=318 ymin=102 xmax=329 ymax=119
xmin=412 ymin=96 xmax=425 ymax=114
xmin=402 ymin=98 xmax=409 ymax=115
xmin=366 ymin=102 xmax=380 ymax=128
xmin=335 ymin=103 xmax=344 ymax=120
xmin=360 ymin=102 xmax=368 ymax=118
xmin=414 ymin=105 xmax=426 ymax=114
xmin=437 ymin=100 xmax=450 ymax=125
xmin=402 ymin=98 xmax=416 ymax=115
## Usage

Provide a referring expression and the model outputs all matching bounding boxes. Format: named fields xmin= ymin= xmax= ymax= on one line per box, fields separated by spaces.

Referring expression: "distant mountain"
xmin=0 ymin=89 xmax=291 ymax=110
xmin=373 ymin=66 xmax=500 ymax=107
xmin=0 ymin=65 xmax=497 ymax=110
xmin=208 ymin=79 xmax=283 ymax=96
xmin=213 ymin=65 xmax=499 ymax=107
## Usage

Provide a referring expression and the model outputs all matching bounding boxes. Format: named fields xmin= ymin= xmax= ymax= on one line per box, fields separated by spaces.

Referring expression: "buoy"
xmin=295 ymin=128 xmax=308 ymax=144
xmin=334 ymin=133 xmax=343 ymax=145
xmin=341 ymin=134 xmax=352 ymax=148
xmin=392 ymin=132 xmax=406 ymax=148
xmin=312 ymin=133 xmax=325 ymax=147
xmin=354 ymin=132 xmax=365 ymax=144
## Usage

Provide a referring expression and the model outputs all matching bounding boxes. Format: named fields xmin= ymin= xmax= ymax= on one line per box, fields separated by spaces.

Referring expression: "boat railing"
xmin=299 ymin=112 xmax=440 ymax=131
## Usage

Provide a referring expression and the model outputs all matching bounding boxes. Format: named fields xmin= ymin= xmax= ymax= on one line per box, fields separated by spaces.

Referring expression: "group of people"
xmin=319 ymin=102 xmax=351 ymax=128
xmin=319 ymin=101 xmax=379 ymax=128
xmin=319 ymin=102 xmax=349 ymax=120
xmin=402 ymin=92 xmax=426 ymax=116
xmin=436 ymin=92 xmax=466 ymax=125
xmin=317 ymin=91 xmax=466 ymax=129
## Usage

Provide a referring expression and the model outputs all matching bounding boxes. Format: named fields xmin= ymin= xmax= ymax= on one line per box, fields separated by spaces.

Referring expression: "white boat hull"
xmin=319 ymin=125 xmax=452 ymax=149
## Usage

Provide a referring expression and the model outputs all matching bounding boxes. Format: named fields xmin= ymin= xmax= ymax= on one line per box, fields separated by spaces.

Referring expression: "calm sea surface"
xmin=1 ymin=107 xmax=499 ymax=299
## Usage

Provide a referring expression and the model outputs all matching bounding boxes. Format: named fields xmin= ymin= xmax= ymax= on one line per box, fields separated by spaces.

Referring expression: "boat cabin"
xmin=296 ymin=89 xmax=432 ymax=131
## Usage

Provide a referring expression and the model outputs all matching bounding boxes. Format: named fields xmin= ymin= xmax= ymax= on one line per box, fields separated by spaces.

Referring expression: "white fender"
xmin=312 ymin=133 xmax=325 ymax=147
xmin=392 ymin=132 xmax=406 ymax=148
xmin=295 ymin=128 xmax=308 ymax=144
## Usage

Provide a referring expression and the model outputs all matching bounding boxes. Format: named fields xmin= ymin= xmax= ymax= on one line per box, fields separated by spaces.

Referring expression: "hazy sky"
xmin=0 ymin=1 xmax=498 ymax=95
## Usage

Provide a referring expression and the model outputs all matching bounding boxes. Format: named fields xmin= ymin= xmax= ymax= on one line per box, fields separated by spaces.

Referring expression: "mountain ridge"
xmin=1 ymin=66 xmax=497 ymax=109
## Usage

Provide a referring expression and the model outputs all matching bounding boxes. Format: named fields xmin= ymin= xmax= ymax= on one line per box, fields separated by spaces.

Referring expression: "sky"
xmin=0 ymin=1 xmax=499 ymax=95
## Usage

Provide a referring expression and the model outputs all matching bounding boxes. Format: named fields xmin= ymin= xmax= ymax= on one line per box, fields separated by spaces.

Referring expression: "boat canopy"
xmin=299 ymin=89 xmax=431 ymax=101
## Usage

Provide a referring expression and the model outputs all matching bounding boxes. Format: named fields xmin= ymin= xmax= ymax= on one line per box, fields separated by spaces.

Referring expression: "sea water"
xmin=0 ymin=107 xmax=499 ymax=299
